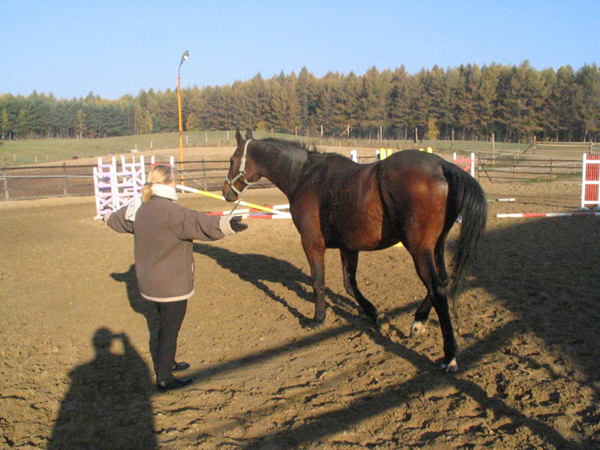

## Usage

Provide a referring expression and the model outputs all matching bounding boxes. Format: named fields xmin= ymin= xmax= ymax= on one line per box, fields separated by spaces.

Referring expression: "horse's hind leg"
xmin=412 ymin=248 xmax=458 ymax=372
xmin=411 ymin=235 xmax=449 ymax=337
xmin=340 ymin=248 xmax=380 ymax=324
xmin=411 ymin=297 xmax=432 ymax=337
xmin=434 ymin=234 xmax=449 ymax=286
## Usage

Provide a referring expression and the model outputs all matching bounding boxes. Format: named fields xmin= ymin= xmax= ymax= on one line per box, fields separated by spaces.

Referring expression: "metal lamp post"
xmin=177 ymin=50 xmax=189 ymax=182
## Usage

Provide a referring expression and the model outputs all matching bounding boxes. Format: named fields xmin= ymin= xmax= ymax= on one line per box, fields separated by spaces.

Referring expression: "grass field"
xmin=0 ymin=131 xmax=239 ymax=165
xmin=0 ymin=131 xmax=596 ymax=166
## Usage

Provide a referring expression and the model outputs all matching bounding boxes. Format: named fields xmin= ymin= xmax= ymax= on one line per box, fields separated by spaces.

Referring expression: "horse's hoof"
xmin=304 ymin=318 xmax=324 ymax=330
xmin=441 ymin=359 xmax=458 ymax=373
xmin=410 ymin=321 xmax=425 ymax=338
xmin=376 ymin=314 xmax=390 ymax=332
xmin=310 ymin=321 xmax=323 ymax=330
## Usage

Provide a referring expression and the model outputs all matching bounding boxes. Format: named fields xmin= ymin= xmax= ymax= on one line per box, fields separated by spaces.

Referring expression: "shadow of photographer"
xmin=47 ymin=328 xmax=156 ymax=450
xmin=111 ymin=266 xmax=160 ymax=374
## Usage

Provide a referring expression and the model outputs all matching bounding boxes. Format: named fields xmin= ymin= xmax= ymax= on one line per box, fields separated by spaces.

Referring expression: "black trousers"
xmin=155 ymin=299 xmax=187 ymax=383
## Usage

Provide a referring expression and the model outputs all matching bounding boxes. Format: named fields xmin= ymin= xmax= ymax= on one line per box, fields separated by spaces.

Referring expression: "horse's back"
xmin=380 ymin=150 xmax=447 ymax=176
xmin=293 ymin=150 xmax=451 ymax=251
xmin=380 ymin=149 xmax=450 ymax=189
xmin=292 ymin=154 xmax=384 ymax=249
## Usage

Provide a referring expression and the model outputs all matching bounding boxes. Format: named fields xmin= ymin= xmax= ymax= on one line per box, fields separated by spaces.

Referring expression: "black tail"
xmin=443 ymin=162 xmax=488 ymax=301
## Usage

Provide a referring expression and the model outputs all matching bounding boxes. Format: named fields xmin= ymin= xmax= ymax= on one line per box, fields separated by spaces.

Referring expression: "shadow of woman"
xmin=111 ymin=265 xmax=160 ymax=374
xmin=47 ymin=328 xmax=156 ymax=450
xmin=193 ymin=243 xmax=360 ymax=327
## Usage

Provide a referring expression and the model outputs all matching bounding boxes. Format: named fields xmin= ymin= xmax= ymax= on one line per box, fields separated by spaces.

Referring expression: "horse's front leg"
xmin=340 ymin=248 xmax=381 ymax=324
xmin=301 ymin=236 xmax=327 ymax=324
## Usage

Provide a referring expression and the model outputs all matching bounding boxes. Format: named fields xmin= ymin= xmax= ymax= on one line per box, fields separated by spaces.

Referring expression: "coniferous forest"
xmin=1 ymin=61 xmax=599 ymax=143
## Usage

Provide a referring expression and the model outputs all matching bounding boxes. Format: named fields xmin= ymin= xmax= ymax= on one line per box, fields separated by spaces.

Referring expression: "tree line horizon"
xmin=1 ymin=61 xmax=599 ymax=144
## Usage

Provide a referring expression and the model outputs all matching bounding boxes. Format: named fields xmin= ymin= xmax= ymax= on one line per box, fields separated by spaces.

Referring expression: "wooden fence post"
xmin=512 ymin=157 xmax=516 ymax=181
xmin=3 ymin=167 xmax=8 ymax=200
xmin=63 ymin=163 xmax=68 ymax=196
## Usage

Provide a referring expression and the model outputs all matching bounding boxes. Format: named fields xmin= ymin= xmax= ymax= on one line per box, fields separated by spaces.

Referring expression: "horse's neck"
xmin=256 ymin=144 xmax=308 ymax=197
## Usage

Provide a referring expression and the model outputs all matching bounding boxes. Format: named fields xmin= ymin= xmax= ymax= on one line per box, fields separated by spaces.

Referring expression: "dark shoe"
xmin=173 ymin=361 xmax=190 ymax=372
xmin=157 ymin=377 xmax=192 ymax=391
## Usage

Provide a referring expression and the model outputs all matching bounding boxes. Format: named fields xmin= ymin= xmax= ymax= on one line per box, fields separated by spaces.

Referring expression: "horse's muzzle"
xmin=222 ymin=183 xmax=238 ymax=202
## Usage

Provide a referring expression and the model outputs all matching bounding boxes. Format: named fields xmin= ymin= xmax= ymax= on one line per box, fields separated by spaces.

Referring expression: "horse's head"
xmin=223 ymin=129 xmax=261 ymax=202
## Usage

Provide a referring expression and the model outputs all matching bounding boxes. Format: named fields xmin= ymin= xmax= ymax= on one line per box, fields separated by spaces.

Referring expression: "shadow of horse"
xmin=193 ymin=243 xmax=375 ymax=328
xmin=193 ymin=213 xmax=600 ymax=449
xmin=478 ymin=216 xmax=600 ymax=368
xmin=227 ymin=319 xmax=580 ymax=450
xmin=469 ymin=215 xmax=600 ymax=429
xmin=47 ymin=328 xmax=156 ymax=450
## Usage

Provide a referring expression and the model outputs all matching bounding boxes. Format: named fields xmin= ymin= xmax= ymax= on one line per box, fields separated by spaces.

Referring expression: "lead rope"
xmin=228 ymin=197 xmax=242 ymax=216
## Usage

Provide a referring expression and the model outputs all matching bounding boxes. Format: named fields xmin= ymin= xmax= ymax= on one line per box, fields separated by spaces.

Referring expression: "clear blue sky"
xmin=1 ymin=0 xmax=598 ymax=100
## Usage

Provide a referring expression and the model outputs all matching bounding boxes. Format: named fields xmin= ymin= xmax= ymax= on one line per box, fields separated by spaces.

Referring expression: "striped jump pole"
xmin=497 ymin=212 xmax=600 ymax=218
xmin=208 ymin=205 xmax=290 ymax=216
xmin=176 ymin=184 xmax=290 ymax=217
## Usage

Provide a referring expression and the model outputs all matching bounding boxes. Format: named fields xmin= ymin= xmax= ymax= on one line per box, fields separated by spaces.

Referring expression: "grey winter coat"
xmin=106 ymin=195 xmax=229 ymax=302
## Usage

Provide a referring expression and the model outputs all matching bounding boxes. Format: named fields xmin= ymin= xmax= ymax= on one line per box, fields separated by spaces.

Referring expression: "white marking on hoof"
xmin=441 ymin=359 xmax=458 ymax=373
xmin=410 ymin=321 xmax=426 ymax=338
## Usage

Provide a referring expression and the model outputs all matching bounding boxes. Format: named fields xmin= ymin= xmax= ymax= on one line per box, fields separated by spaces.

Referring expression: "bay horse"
xmin=223 ymin=130 xmax=487 ymax=372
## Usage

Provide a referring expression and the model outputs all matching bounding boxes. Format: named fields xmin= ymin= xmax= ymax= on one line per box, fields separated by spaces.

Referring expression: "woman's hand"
xmin=219 ymin=215 xmax=248 ymax=235
xmin=229 ymin=216 xmax=248 ymax=232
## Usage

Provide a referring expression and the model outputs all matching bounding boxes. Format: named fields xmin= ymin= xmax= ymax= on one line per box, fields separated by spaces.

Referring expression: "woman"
xmin=104 ymin=164 xmax=247 ymax=391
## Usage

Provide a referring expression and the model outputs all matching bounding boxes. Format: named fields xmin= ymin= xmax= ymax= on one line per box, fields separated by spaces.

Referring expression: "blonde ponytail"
xmin=142 ymin=165 xmax=176 ymax=203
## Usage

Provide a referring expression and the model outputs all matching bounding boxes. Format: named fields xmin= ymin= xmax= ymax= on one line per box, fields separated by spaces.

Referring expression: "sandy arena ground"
xmin=1 ymin=146 xmax=599 ymax=449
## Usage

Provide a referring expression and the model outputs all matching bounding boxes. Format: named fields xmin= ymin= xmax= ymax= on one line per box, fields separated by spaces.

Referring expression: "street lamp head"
xmin=178 ymin=50 xmax=190 ymax=76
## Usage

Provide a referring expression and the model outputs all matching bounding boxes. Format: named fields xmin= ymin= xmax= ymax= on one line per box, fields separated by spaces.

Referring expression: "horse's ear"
xmin=245 ymin=129 xmax=253 ymax=140
xmin=236 ymin=128 xmax=243 ymax=146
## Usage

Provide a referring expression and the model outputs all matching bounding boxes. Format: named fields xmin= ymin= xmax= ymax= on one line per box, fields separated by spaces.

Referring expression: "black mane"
xmin=261 ymin=138 xmax=317 ymax=153
xmin=261 ymin=138 xmax=353 ymax=165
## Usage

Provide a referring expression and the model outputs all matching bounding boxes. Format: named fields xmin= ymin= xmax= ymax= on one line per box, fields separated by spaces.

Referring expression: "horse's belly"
xmin=321 ymin=177 xmax=388 ymax=250
xmin=325 ymin=213 xmax=386 ymax=251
